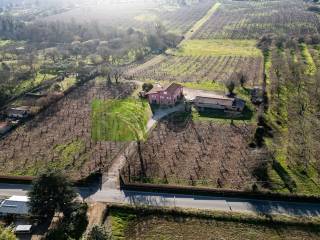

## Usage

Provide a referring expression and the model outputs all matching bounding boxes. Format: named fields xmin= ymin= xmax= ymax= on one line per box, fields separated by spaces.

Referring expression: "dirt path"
xmin=180 ymin=2 xmax=221 ymax=43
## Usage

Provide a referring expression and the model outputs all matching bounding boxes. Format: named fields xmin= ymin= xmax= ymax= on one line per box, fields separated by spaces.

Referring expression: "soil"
xmin=123 ymin=114 xmax=268 ymax=190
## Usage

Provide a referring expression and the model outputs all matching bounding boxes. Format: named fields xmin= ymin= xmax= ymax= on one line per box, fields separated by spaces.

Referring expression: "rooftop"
xmin=184 ymin=88 xmax=230 ymax=101
xmin=0 ymin=195 xmax=29 ymax=215
xmin=147 ymin=82 xmax=182 ymax=95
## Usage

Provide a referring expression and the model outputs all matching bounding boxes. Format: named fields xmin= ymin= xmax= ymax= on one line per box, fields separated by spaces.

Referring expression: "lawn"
xmin=175 ymin=39 xmax=262 ymax=57
xmin=91 ymin=98 xmax=150 ymax=142
xmin=109 ymin=206 xmax=320 ymax=240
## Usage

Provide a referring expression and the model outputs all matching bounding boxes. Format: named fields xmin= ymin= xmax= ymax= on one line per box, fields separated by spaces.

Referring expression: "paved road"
xmin=1 ymin=183 xmax=320 ymax=217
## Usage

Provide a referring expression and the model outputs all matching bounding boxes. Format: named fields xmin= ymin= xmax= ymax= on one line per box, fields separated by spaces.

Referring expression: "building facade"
xmin=146 ymin=83 xmax=183 ymax=106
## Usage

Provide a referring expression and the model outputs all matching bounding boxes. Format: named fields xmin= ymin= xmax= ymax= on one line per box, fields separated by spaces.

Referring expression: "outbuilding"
xmin=194 ymin=96 xmax=245 ymax=112
xmin=0 ymin=196 xmax=30 ymax=216
xmin=7 ymin=107 xmax=30 ymax=119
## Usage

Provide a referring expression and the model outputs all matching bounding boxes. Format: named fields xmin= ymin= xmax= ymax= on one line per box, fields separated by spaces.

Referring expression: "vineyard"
xmin=125 ymin=40 xmax=264 ymax=85
xmin=0 ymin=80 xmax=136 ymax=180
xmin=46 ymin=0 xmax=216 ymax=34
xmin=193 ymin=0 xmax=320 ymax=39
xmin=122 ymin=113 xmax=267 ymax=190
xmin=262 ymin=38 xmax=320 ymax=195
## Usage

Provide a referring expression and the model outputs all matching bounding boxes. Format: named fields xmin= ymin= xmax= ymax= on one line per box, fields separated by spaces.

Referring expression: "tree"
xmin=225 ymin=80 xmax=236 ymax=96
xmin=239 ymin=73 xmax=248 ymax=88
xmin=28 ymin=171 xmax=77 ymax=220
xmin=112 ymin=67 xmax=123 ymax=84
xmin=142 ymin=83 xmax=153 ymax=92
xmin=0 ymin=227 xmax=16 ymax=240
xmin=100 ymin=65 xmax=111 ymax=86
xmin=87 ymin=225 xmax=112 ymax=240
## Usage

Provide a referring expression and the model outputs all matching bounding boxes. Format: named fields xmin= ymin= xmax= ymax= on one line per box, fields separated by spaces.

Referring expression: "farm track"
xmin=125 ymin=1 xmax=221 ymax=78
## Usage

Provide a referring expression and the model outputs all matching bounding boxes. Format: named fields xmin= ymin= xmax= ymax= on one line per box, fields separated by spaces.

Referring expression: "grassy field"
xmin=91 ymin=98 xmax=150 ymax=142
xmin=109 ymin=206 xmax=320 ymax=240
xmin=175 ymin=39 xmax=262 ymax=57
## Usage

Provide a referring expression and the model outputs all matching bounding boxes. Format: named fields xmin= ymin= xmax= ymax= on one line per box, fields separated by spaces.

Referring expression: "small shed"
xmin=0 ymin=196 xmax=29 ymax=216
xmin=7 ymin=107 xmax=29 ymax=119
xmin=15 ymin=225 xmax=32 ymax=234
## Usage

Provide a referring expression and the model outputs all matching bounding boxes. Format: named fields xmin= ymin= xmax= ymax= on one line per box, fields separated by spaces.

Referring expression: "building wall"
xmin=148 ymin=86 xmax=183 ymax=106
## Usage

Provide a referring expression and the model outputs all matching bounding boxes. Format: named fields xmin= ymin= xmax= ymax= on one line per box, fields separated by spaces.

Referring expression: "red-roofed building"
xmin=146 ymin=83 xmax=183 ymax=106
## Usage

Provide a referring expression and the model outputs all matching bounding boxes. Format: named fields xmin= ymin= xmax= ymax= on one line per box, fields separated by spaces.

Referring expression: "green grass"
xmin=108 ymin=205 xmax=320 ymax=240
xmin=110 ymin=208 xmax=137 ymax=240
xmin=58 ymin=76 xmax=76 ymax=91
xmin=52 ymin=140 xmax=85 ymax=169
xmin=175 ymin=39 xmax=262 ymax=57
xmin=91 ymin=98 xmax=150 ymax=142
xmin=300 ymin=43 xmax=317 ymax=76
xmin=14 ymin=73 xmax=56 ymax=95
xmin=182 ymin=81 xmax=226 ymax=92
xmin=0 ymin=39 xmax=13 ymax=47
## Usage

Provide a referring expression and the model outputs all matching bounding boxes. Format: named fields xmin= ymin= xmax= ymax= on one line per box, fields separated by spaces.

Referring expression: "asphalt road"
xmin=1 ymin=183 xmax=320 ymax=217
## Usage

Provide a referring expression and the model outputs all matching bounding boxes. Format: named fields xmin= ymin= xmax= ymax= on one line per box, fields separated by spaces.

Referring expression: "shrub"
xmin=86 ymin=225 xmax=112 ymax=240
xmin=142 ymin=83 xmax=153 ymax=92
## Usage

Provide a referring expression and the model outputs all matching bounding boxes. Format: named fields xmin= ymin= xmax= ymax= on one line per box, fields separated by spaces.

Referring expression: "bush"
xmin=0 ymin=227 xmax=16 ymax=240
xmin=28 ymin=171 xmax=77 ymax=220
xmin=65 ymin=202 xmax=88 ymax=240
xmin=86 ymin=225 xmax=112 ymax=240
xmin=254 ymin=126 xmax=265 ymax=147
xmin=46 ymin=202 xmax=88 ymax=240
xmin=142 ymin=83 xmax=153 ymax=92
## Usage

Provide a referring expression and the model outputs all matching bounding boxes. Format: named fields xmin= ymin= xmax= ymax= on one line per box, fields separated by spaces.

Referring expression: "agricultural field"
xmin=45 ymin=0 xmax=216 ymax=34
xmin=0 ymin=80 xmax=136 ymax=180
xmin=108 ymin=207 xmax=320 ymax=240
xmin=125 ymin=39 xmax=264 ymax=86
xmin=122 ymin=112 xmax=266 ymax=190
xmin=92 ymin=98 xmax=150 ymax=142
xmin=193 ymin=0 xmax=320 ymax=39
xmin=262 ymin=39 xmax=320 ymax=195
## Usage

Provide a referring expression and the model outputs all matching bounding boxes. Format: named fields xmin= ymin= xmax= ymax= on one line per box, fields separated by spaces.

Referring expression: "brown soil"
xmin=123 ymin=116 xmax=268 ymax=190
xmin=0 ymin=81 xmax=135 ymax=180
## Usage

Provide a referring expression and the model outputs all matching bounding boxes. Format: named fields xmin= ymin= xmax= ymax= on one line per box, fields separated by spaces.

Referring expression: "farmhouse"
xmin=146 ymin=83 xmax=183 ymax=106
xmin=194 ymin=96 xmax=245 ymax=112
xmin=0 ymin=196 xmax=29 ymax=216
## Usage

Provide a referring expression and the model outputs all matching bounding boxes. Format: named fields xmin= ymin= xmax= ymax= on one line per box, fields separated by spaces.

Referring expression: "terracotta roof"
xmin=146 ymin=82 xmax=182 ymax=95
xmin=165 ymin=83 xmax=182 ymax=95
